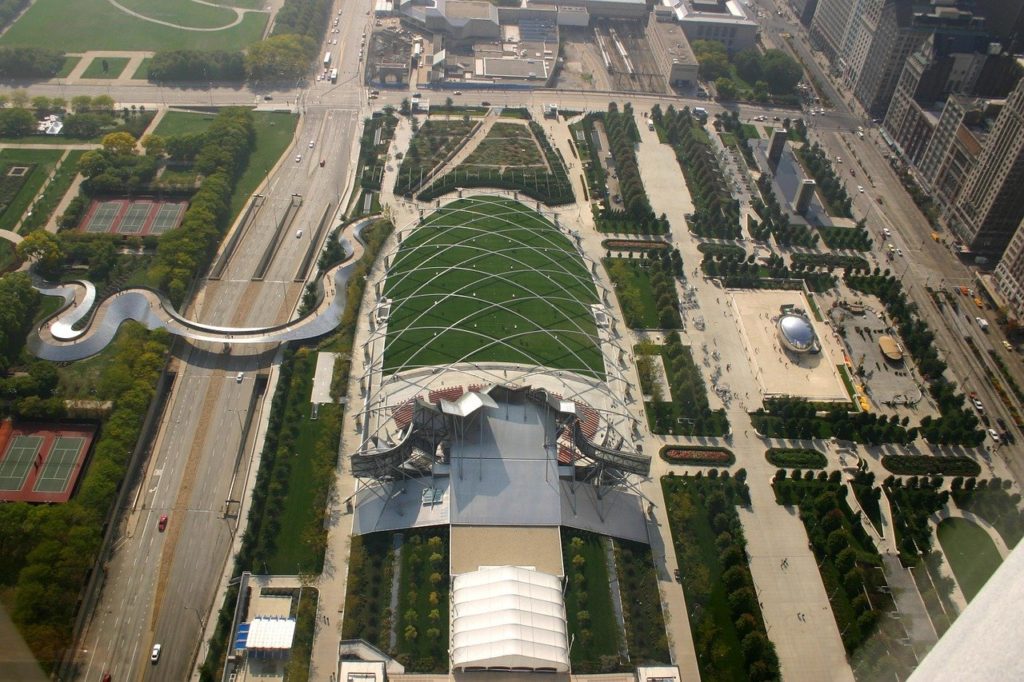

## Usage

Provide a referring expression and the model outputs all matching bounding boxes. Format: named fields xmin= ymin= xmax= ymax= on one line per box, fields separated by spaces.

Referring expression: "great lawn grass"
xmin=603 ymin=258 xmax=659 ymax=329
xmin=562 ymin=529 xmax=621 ymax=671
xmin=132 ymin=57 xmax=152 ymax=80
xmin=384 ymin=196 xmax=603 ymax=378
xmin=56 ymin=56 xmax=80 ymax=78
xmin=228 ymin=111 xmax=298 ymax=222
xmin=81 ymin=57 xmax=130 ymax=79
xmin=0 ymin=148 xmax=64 ymax=232
xmin=0 ymin=0 xmax=267 ymax=52
xmin=153 ymin=110 xmax=219 ymax=138
xmin=18 ymin=150 xmax=85 ymax=233
xmin=936 ymin=517 xmax=1002 ymax=601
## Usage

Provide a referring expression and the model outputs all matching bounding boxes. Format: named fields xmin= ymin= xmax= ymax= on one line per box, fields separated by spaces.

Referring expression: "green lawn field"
xmin=0 ymin=148 xmax=64 ymax=233
xmin=229 ymin=111 xmax=298 ymax=221
xmin=937 ymin=517 xmax=1002 ymax=602
xmin=81 ymin=57 xmax=130 ymax=79
xmin=132 ymin=58 xmax=152 ymax=80
xmin=153 ymin=110 xmax=219 ymax=137
xmin=383 ymin=196 xmax=604 ymax=378
xmin=0 ymin=0 xmax=268 ymax=52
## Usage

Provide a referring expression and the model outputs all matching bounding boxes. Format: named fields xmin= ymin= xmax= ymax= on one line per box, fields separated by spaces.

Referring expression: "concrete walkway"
xmin=630 ymin=107 xmax=855 ymax=680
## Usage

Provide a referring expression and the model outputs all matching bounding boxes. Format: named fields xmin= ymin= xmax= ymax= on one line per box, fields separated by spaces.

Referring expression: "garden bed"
xmin=661 ymin=445 xmax=734 ymax=466
xmin=765 ymin=448 xmax=826 ymax=469
xmin=562 ymin=529 xmax=622 ymax=672
xmin=881 ymin=455 xmax=980 ymax=477
xmin=602 ymin=239 xmax=670 ymax=252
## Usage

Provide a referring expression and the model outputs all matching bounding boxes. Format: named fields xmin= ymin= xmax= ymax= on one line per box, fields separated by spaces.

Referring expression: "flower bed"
xmin=882 ymin=455 xmax=980 ymax=477
xmin=601 ymin=239 xmax=670 ymax=251
xmin=660 ymin=445 xmax=734 ymax=465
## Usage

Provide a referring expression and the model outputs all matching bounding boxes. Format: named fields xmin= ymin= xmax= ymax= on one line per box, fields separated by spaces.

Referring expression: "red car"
xmin=158 ymin=514 xmax=168 ymax=532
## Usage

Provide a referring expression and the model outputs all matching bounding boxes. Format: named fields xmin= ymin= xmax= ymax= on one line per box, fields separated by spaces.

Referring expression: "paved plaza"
xmin=730 ymin=289 xmax=851 ymax=403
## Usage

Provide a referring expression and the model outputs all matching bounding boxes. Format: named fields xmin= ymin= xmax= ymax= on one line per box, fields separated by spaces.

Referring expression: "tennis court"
xmin=79 ymin=199 xmax=188 ymax=236
xmin=0 ymin=424 xmax=96 ymax=503
xmin=116 ymin=201 xmax=152 ymax=235
xmin=0 ymin=435 xmax=43 ymax=491
xmin=84 ymin=200 xmax=125 ymax=233
xmin=33 ymin=436 xmax=86 ymax=493
xmin=149 ymin=201 xmax=187 ymax=235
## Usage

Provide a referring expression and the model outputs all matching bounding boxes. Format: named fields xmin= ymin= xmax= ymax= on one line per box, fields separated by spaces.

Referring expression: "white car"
xmin=988 ymin=428 xmax=1001 ymax=444
xmin=972 ymin=397 xmax=985 ymax=412
xmin=296 ymin=229 xmax=303 ymax=238
xmin=295 ymin=154 xmax=302 ymax=162
xmin=151 ymin=644 xmax=162 ymax=663
xmin=857 ymin=185 xmax=864 ymax=193
xmin=309 ymin=140 xmax=315 ymax=148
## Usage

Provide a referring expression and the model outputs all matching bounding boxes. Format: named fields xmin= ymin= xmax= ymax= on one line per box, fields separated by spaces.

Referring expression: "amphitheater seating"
xmin=576 ymin=403 xmax=600 ymax=439
xmin=429 ymin=385 xmax=465 ymax=404
xmin=392 ymin=399 xmax=417 ymax=430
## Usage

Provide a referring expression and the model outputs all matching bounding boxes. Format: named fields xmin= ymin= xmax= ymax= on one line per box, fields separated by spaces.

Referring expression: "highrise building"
xmin=917 ymin=94 xmax=994 ymax=209
xmin=882 ymin=31 xmax=1017 ymax=164
xmin=789 ymin=0 xmax=819 ymax=26
xmin=947 ymin=77 xmax=1024 ymax=256
xmin=995 ymin=216 xmax=1024 ymax=317
xmin=809 ymin=0 xmax=855 ymax=64
xmin=974 ymin=0 xmax=1024 ymax=52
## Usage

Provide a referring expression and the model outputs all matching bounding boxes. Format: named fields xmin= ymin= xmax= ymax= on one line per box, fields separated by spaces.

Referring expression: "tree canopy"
xmin=245 ymin=34 xmax=317 ymax=83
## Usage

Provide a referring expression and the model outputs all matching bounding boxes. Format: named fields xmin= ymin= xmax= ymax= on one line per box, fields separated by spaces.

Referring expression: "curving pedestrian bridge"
xmin=28 ymin=219 xmax=374 ymax=362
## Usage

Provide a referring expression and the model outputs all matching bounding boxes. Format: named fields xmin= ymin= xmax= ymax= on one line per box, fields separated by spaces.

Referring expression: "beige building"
xmin=947 ymin=77 xmax=1024 ymax=256
xmin=649 ymin=13 xmax=699 ymax=87
xmin=995 ymin=216 xmax=1024 ymax=318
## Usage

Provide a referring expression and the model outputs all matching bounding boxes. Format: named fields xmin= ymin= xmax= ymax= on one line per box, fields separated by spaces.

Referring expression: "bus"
xmin=330 ymin=68 xmax=338 ymax=83
xmin=323 ymin=52 xmax=332 ymax=67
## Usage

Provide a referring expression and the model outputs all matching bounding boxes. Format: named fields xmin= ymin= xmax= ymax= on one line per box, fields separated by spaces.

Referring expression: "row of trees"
xmin=0 ymin=272 xmax=39 ymax=373
xmin=702 ymin=252 xmax=835 ymax=292
xmin=883 ymin=475 xmax=948 ymax=564
xmin=602 ymin=103 xmax=654 ymax=223
xmin=648 ymin=331 xmax=730 ymax=437
xmin=818 ymin=222 xmax=873 ymax=251
xmin=0 ymin=323 xmax=170 ymax=670
xmin=152 ymin=108 xmax=256 ymax=304
xmin=773 ymin=476 xmax=899 ymax=660
xmin=752 ymin=397 xmax=914 ymax=444
xmin=359 ymin=110 xmax=398 ymax=191
xmin=654 ymin=104 xmax=741 ymax=239
xmin=148 ymin=50 xmax=245 ymax=83
xmin=663 ymin=475 xmax=778 ymax=681
xmin=0 ymin=46 xmax=63 ymax=80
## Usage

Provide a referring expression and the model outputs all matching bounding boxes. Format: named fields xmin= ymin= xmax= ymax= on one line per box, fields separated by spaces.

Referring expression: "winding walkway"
xmin=104 ymin=0 xmax=264 ymax=31
xmin=28 ymin=217 xmax=374 ymax=361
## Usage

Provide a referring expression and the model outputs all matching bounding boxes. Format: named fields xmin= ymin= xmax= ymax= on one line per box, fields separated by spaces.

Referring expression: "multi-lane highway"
xmin=73 ymin=3 xmax=373 ymax=681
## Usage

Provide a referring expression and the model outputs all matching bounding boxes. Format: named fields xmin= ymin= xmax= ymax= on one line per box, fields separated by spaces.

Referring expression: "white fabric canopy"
xmin=451 ymin=566 xmax=570 ymax=672
xmin=246 ymin=617 xmax=296 ymax=650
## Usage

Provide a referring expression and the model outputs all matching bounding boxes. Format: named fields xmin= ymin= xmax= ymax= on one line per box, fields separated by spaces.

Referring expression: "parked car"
xmin=988 ymin=428 xmax=1001 ymax=444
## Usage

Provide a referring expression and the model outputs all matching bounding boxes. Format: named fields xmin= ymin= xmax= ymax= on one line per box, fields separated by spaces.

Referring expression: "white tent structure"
xmin=451 ymin=566 xmax=570 ymax=673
